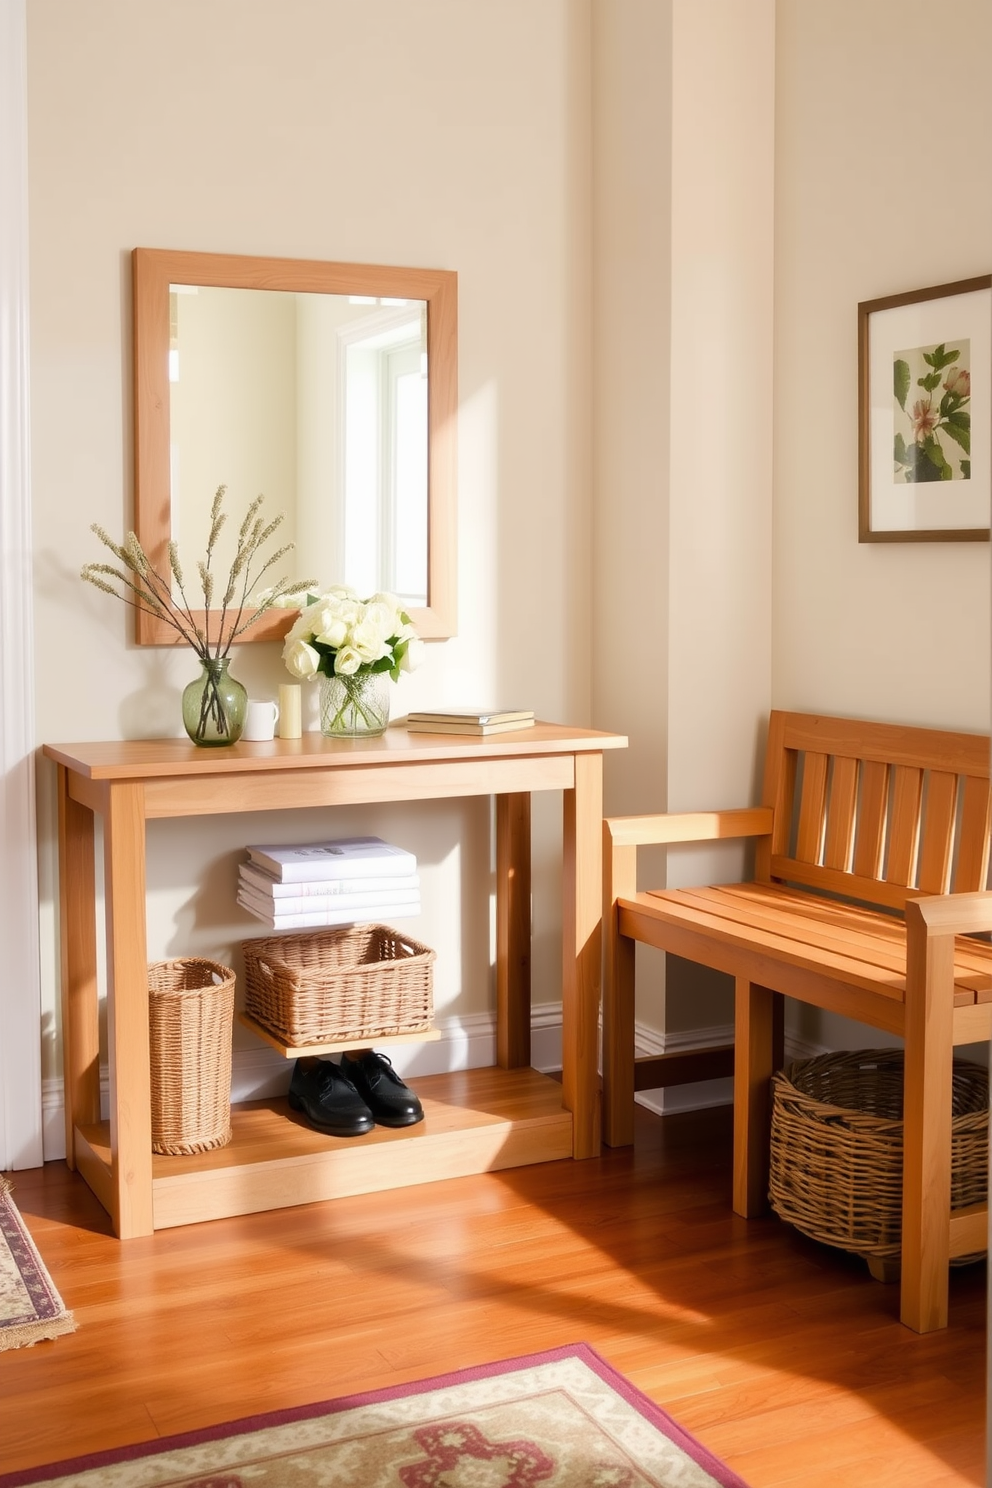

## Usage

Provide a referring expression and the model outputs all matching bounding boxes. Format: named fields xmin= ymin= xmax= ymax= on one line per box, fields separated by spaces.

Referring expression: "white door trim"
xmin=0 ymin=0 xmax=43 ymax=1171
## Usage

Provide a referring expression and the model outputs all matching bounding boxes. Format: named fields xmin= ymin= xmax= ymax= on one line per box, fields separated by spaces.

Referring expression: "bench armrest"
xmin=605 ymin=806 xmax=772 ymax=849
xmin=906 ymin=889 xmax=992 ymax=940
xmin=604 ymin=806 xmax=773 ymax=904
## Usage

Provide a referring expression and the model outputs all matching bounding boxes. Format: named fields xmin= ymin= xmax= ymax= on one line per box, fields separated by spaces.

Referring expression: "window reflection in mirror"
xmin=169 ymin=285 xmax=429 ymax=609
xmin=132 ymin=249 xmax=456 ymax=645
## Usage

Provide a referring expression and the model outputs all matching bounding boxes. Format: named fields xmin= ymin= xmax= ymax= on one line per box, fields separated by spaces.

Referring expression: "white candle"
xmin=278 ymin=683 xmax=302 ymax=739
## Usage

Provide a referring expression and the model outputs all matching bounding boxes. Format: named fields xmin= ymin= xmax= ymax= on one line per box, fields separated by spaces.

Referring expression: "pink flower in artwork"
xmin=944 ymin=366 xmax=971 ymax=397
xmin=910 ymin=399 xmax=939 ymax=441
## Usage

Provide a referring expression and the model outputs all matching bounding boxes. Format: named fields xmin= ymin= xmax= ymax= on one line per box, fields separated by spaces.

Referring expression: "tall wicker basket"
xmin=769 ymin=1048 xmax=988 ymax=1272
xmin=148 ymin=957 xmax=236 ymax=1155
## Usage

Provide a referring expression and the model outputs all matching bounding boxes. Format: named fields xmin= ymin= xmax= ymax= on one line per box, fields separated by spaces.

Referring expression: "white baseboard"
xmin=41 ymin=1008 xmax=829 ymax=1162
xmin=632 ymin=1021 xmax=734 ymax=1117
xmin=632 ymin=1022 xmax=829 ymax=1117
xmin=41 ymin=1003 xmax=567 ymax=1162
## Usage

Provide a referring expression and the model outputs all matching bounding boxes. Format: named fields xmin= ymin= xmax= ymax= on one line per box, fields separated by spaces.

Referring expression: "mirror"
xmin=132 ymin=248 xmax=457 ymax=644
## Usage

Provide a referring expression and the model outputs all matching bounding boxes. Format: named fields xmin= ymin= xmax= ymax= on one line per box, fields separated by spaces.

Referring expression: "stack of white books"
xmin=238 ymin=836 xmax=420 ymax=929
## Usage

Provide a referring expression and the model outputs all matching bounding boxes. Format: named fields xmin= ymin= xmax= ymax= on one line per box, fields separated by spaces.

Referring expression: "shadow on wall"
xmin=119 ymin=657 xmax=182 ymax=739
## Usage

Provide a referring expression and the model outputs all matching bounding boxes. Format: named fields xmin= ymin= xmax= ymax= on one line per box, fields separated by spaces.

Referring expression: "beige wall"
xmin=774 ymin=0 xmax=992 ymax=1052
xmin=774 ymin=0 xmax=991 ymax=733
xmin=592 ymin=0 xmax=775 ymax=1046
xmin=27 ymin=0 xmax=593 ymax=1091
xmin=23 ymin=0 xmax=991 ymax=1116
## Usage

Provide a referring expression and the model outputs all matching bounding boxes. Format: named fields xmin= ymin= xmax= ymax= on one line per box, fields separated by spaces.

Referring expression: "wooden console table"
xmin=44 ymin=724 xmax=626 ymax=1237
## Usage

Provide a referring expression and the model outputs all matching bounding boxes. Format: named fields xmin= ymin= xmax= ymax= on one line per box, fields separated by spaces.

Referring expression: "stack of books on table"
xmin=405 ymin=708 xmax=535 ymax=736
xmin=238 ymin=835 xmax=420 ymax=929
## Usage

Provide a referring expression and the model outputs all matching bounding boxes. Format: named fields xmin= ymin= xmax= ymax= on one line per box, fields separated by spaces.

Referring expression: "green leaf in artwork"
xmin=894 ymin=359 xmax=911 ymax=410
xmin=909 ymin=439 xmax=946 ymax=483
xmin=894 ymin=432 xmax=910 ymax=466
xmin=924 ymin=435 xmax=952 ymax=476
xmin=921 ymin=343 xmax=961 ymax=372
xmin=961 ymin=460 xmax=971 ymax=479
xmin=942 ymin=417 xmax=970 ymax=455
xmin=919 ymin=371 xmax=942 ymax=392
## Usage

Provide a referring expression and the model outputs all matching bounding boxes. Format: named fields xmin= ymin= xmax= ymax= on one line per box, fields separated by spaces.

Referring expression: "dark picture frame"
xmin=858 ymin=275 xmax=991 ymax=542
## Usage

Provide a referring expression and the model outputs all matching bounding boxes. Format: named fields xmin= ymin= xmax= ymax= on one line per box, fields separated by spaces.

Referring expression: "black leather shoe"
xmin=288 ymin=1058 xmax=375 ymax=1137
xmin=338 ymin=1050 xmax=424 ymax=1128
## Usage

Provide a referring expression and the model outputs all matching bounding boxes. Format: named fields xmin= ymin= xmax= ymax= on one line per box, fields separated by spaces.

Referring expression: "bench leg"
xmin=602 ymin=922 xmax=636 ymax=1147
xmin=901 ymin=913 xmax=955 ymax=1332
xmin=733 ymin=977 xmax=779 ymax=1217
xmin=602 ymin=834 xmax=637 ymax=1147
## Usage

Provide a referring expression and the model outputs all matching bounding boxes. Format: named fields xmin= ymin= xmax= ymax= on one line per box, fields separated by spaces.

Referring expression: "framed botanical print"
xmin=858 ymin=275 xmax=991 ymax=541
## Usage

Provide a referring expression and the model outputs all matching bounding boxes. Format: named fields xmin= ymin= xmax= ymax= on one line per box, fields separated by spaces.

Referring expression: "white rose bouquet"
xmin=283 ymin=587 xmax=424 ymax=681
xmin=282 ymin=586 xmax=424 ymax=736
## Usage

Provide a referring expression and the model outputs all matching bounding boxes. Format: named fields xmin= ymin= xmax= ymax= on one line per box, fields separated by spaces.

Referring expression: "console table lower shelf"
xmin=72 ymin=1066 xmax=573 ymax=1231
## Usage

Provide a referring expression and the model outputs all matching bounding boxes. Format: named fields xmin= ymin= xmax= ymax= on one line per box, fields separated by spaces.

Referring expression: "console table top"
xmin=44 ymin=721 xmax=627 ymax=781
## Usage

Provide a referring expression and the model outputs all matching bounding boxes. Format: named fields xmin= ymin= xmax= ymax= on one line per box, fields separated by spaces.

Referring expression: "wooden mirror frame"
xmin=132 ymin=247 xmax=458 ymax=645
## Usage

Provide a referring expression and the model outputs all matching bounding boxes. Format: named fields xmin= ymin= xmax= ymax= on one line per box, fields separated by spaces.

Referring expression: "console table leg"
xmin=56 ymin=768 xmax=100 ymax=1168
xmin=104 ymin=782 xmax=153 ymax=1238
xmin=562 ymin=752 xmax=604 ymax=1159
xmin=496 ymin=792 xmax=531 ymax=1068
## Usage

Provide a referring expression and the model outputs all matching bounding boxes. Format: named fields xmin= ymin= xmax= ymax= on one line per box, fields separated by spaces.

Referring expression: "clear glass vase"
xmin=319 ymin=669 xmax=390 ymax=737
xmin=182 ymin=657 xmax=248 ymax=746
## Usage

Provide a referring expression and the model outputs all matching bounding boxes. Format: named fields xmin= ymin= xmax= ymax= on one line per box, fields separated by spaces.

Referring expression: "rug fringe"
xmin=0 ymin=1311 xmax=76 ymax=1352
xmin=0 ymin=1176 xmax=77 ymax=1353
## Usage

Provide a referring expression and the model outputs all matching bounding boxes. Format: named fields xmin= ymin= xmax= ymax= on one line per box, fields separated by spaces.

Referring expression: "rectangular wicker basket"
xmin=148 ymin=957 xmax=235 ymax=1155
xmin=769 ymin=1048 xmax=988 ymax=1269
xmin=242 ymin=924 xmax=435 ymax=1047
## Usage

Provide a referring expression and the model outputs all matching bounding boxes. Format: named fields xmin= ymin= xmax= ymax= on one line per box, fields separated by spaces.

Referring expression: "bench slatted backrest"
xmin=754 ymin=711 xmax=992 ymax=910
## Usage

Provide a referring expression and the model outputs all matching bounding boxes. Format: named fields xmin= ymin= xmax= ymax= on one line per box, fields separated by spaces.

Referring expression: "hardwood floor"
xmin=1 ymin=1103 xmax=985 ymax=1485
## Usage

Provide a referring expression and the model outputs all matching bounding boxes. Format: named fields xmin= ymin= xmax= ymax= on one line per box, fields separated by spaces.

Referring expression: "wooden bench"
xmin=603 ymin=710 xmax=992 ymax=1332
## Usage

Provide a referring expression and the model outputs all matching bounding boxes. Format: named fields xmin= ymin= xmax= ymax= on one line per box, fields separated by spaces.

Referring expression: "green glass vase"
xmin=182 ymin=658 xmax=248 ymax=746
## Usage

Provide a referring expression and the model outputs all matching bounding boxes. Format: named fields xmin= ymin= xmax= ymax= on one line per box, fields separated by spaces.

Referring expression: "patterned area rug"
xmin=0 ymin=1343 xmax=748 ymax=1487
xmin=0 ymin=1178 xmax=75 ymax=1352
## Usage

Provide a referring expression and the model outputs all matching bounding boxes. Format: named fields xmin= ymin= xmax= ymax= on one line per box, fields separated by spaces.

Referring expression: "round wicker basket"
xmin=148 ymin=957 xmax=235 ymax=1155
xmin=769 ymin=1048 xmax=988 ymax=1267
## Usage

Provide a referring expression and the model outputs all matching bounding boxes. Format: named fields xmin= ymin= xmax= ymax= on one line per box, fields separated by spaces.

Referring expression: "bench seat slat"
xmin=666 ymin=885 xmax=909 ymax=968
xmin=617 ymin=901 xmax=909 ymax=1035
xmin=644 ymin=884 xmax=988 ymax=1001
xmin=664 ymin=885 xmax=991 ymax=990
xmin=632 ymin=890 xmax=909 ymax=999
xmin=732 ymin=882 xmax=992 ymax=979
